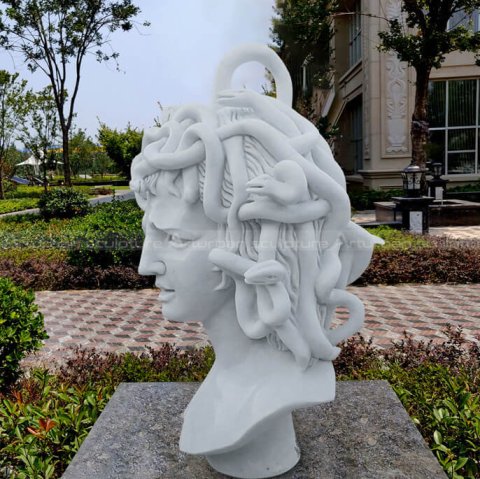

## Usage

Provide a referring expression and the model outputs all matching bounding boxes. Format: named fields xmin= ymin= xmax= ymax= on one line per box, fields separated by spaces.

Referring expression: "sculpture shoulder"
xmin=179 ymin=355 xmax=335 ymax=455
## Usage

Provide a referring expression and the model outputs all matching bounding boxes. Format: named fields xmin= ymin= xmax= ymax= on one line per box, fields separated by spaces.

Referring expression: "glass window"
xmin=447 ymin=9 xmax=480 ymax=31
xmin=349 ymin=1 xmax=361 ymax=67
xmin=448 ymin=80 xmax=476 ymax=126
xmin=350 ymin=97 xmax=363 ymax=173
xmin=428 ymin=82 xmax=446 ymax=127
xmin=428 ymin=79 xmax=480 ymax=174
xmin=448 ymin=152 xmax=476 ymax=174
xmin=448 ymin=128 xmax=476 ymax=151
xmin=428 ymin=130 xmax=445 ymax=172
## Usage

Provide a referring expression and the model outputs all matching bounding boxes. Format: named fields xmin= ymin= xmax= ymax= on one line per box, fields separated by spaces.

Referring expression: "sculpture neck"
xmin=202 ymin=299 xmax=255 ymax=367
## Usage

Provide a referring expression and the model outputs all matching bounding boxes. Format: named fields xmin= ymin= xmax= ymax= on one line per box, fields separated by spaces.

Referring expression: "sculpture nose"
xmin=138 ymin=243 xmax=167 ymax=276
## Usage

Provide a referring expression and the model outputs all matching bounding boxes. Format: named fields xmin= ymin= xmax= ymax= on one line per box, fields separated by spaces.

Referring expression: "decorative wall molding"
xmin=362 ymin=15 xmax=370 ymax=159
xmin=385 ymin=0 xmax=408 ymax=154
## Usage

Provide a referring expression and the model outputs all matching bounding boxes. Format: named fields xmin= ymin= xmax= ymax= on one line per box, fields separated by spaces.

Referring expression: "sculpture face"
xmin=138 ymin=192 xmax=232 ymax=323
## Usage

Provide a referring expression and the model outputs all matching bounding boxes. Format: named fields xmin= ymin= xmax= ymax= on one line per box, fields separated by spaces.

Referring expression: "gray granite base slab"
xmin=62 ymin=380 xmax=446 ymax=479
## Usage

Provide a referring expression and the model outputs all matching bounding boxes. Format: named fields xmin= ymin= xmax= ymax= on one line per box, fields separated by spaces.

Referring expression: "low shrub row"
xmin=0 ymin=328 xmax=477 ymax=478
xmin=0 ymin=186 xmax=113 ymax=215
xmin=5 ymin=185 xmax=95 ymax=201
xmin=0 ymin=257 xmax=153 ymax=290
xmin=0 ymin=200 xmax=147 ymax=290
xmin=448 ymin=181 xmax=480 ymax=193
xmin=349 ymin=188 xmax=404 ymax=210
xmin=5 ymin=186 xmax=45 ymax=200
xmin=357 ymin=237 xmax=480 ymax=285
xmin=365 ymin=225 xmax=430 ymax=250
xmin=2 ymin=239 xmax=478 ymax=291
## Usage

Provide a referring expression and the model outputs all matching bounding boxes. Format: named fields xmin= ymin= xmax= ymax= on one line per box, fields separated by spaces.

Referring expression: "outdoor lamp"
xmin=427 ymin=162 xmax=449 ymax=200
xmin=432 ymin=162 xmax=443 ymax=180
xmin=402 ymin=164 xmax=423 ymax=198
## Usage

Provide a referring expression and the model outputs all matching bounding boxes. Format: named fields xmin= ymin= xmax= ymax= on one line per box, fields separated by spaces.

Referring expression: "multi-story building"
xmin=316 ymin=0 xmax=480 ymax=189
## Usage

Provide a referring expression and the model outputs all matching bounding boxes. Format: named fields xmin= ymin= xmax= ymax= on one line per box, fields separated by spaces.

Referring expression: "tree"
xmin=271 ymin=0 xmax=335 ymax=105
xmin=17 ymin=86 xmax=59 ymax=191
xmin=379 ymin=1 xmax=480 ymax=169
xmin=69 ymin=128 xmax=96 ymax=177
xmin=0 ymin=0 xmax=147 ymax=186
xmin=91 ymin=149 xmax=114 ymax=177
xmin=0 ymin=70 xmax=27 ymax=199
xmin=97 ymin=122 xmax=142 ymax=179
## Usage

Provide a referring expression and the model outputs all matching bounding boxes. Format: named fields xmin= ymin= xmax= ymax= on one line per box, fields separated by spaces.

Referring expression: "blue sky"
xmin=0 ymin=0 xmax=275 ymax=140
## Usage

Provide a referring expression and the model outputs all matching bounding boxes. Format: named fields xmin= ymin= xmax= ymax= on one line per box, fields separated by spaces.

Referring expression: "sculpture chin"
xmin=158 ymin=290 xmax=175 ymax=302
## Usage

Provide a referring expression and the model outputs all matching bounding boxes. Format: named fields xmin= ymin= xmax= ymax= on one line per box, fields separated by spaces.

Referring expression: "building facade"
xmin=317 ymin=0 xmax=480 ymax=189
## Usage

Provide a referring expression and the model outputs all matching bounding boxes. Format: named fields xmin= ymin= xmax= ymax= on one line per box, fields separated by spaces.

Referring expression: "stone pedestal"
xmin=62 ymin=381 xmax=447 ymax=479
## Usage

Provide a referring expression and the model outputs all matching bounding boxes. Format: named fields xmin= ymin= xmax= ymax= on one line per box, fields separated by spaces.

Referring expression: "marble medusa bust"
xmin=130 ymin=44 xmax=381 ymax=479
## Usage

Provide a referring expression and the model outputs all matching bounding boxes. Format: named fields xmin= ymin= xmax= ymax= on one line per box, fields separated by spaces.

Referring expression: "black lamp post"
xmin=432 ymin=162 xmax=442 ymax=179
xmin=401 ymin=164 xmax=424 ymax=197
xmin=427 ymin=162 xmax=449 ymax=200
xmin=393 ymin=163 xmax=434 ymax=234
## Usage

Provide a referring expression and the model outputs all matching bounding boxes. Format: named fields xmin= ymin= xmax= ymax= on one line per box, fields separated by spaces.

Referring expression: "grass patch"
xmin=366 ymin=225 xmax=431 ymax=250
xmin=0 ymin=199 xmax=39 ymax=214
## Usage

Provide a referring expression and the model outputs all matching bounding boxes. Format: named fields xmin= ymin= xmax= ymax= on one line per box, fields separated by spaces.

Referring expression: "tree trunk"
xmin=411 ymin=65 xmax=432 ymax=169
xmin=62 ymin=128 xmax=72 ymax=186
xmin=0 ymin=163 xmax=4 ymax=200
xmin=42 ymin=159 xmax=48 ymax=193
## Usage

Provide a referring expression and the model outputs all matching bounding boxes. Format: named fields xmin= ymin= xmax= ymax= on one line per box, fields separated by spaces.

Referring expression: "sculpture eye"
xmin=167 ymin=233 xmax=192 ymax=248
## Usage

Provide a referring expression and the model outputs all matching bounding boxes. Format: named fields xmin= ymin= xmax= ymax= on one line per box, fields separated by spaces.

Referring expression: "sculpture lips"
xmin=158 ymin=289 xmax=175 ymax=302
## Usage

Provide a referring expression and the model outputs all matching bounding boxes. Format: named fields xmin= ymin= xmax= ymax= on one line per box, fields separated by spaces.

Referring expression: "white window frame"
xmin=429 ymin=79 xmax=480 ymax=175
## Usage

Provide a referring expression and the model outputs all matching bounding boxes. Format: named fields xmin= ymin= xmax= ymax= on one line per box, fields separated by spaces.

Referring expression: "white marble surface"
xmin=131 ymin=44 xmax=380 ymax=478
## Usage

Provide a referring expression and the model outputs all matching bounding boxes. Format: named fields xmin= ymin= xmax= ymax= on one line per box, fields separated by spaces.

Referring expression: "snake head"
xmin=246 ymin=160 xmax=309 ymax=206
xmin=244 ymin=259 xmax=287 ymax=285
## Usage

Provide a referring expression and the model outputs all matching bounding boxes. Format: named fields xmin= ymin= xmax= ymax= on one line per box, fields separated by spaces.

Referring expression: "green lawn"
xmin=0 ymin=185 xmax=130 ymax=215
xmin=0 ymin=198 xmax=39 ymax=214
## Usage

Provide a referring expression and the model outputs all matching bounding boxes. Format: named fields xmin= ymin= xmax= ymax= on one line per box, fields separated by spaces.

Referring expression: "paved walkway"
xmin=29 ymin=284 xmax=480 ymax=366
